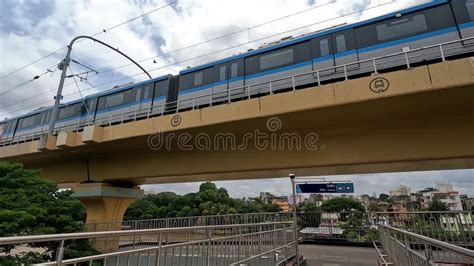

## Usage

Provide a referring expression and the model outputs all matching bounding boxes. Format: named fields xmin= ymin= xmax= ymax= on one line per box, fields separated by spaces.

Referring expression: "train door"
xmin=136 ymin=83 xmax=154 ymax=117
xmin=81 ymin=98 xmax=97 ymax=126
xmin=332 ymin=29 xmax=358 ymax=78
xmin=212 ymin=62 xmax=229 ymax=102
xmin=311 ymin=35 xmax=335 ymax=82
xmin=452 ymin=0 xmax=474 ymax=45
xmin=37 ymin=110 xmax=50 ymax=133
xmin=228 ymin=59 xmax=245 ymax=99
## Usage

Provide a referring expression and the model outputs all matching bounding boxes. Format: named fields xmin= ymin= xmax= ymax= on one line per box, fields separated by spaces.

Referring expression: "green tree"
xmin=263 ymin=203 xmax=282 ymax=212
xmin=428 ymin=198 xmax=449 ymax=211
xmin=378 ymin=193 xmax=391 ymax=202
xmin=367 ymin=202 xmax=381 ymax=212
xmin=297 ymin=201 xmax=320 ymax=213
xmin=320 ymin=198 xmax=365 ymax=212
xmin=0 ymin=162 xmax=98 ymax=264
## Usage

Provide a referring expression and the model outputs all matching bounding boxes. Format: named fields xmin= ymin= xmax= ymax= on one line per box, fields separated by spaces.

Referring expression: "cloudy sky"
xmin=1 ymin=0 xmax=472 ymax=197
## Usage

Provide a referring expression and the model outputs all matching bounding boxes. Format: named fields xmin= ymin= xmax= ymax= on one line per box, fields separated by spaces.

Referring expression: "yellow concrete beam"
xmin=57 ymin=132 xmax=79 ymax=149
xmin=0 ymin=58 xmax=472 ymax=185
xmin=82 ymin=126 xmax=103 ymax=143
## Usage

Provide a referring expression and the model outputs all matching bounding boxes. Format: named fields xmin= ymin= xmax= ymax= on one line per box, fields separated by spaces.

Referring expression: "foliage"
xmin=124 ymin=182 xmax=281 ymax=220
xmin=367 ymin=202 xmax=381 ymax=212
xmin=427 ymin=198 xmax=449 ymax=211
xmin=378 ymin=193 xmax=391 ymax=202
xmin=320 ymin=198 xmax=365 ymax=212
xmin=0 ymin=162 xmax=98 ymax=264
xmin=297 ymin=201 xmax=320 ymax=213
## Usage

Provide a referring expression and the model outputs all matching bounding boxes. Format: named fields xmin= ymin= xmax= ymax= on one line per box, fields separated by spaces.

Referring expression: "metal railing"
xmin=378 ymin=225 xmax=474 ymax=266
xmin=374 ymin=211 xmax=474 ymax=247
xmin=87 ymin=211 xmax=474 ymax=247
xmin=1 ymin=36 xmax=473 ymax=147
xmin=0 ymin=221 xmax=296 ymax=266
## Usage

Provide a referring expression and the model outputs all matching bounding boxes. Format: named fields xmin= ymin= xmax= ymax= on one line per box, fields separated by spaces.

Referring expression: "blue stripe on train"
xmin=179 ymin=26 xmax=458 ymax=96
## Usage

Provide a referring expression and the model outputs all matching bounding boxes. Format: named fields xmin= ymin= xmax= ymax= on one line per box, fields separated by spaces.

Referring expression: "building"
xmin=272 ymin=196 xmax=290 ymax=213
xmin=288 ymin=194 xmax=305 ymax=206
xmin=421 ymin=183 xmax=463 ymax=211
xmin=258 ymin=192 xmax=275 ymax=205
xmin=309 ymin=194 xmax=335 ymax=207
xmin=390 ymin=185 xmax=411 ymax=197
xmin=460 ymin=195 xmax=474 ymax=211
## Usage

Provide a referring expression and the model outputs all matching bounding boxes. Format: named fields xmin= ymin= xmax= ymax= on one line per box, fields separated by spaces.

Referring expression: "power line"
xmin=1 ymin=0 xmax=339 ymax=108
xmin=0 ymin=65 xmax=57 ymax=97
xmin=0 ymin=2 xmax=175 ymax=80
xmin=1 ymin=0 xmax=397 ymax=118
xmin=64 ymin=0 xmax=338 ymax=79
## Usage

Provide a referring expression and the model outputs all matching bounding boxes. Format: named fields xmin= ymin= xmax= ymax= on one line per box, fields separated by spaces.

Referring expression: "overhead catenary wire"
xmin=0 ymin=0 xmax=333 ymax=91
xmin=0 ymin=65 xmax=57 ymax=98
xmin=68 ymin=68 xmax=93 ymax=119
xmin=1 ymin=0 xmax=397 ymax=118
xmin=0 ymin=1 xmax=176 ymax=80
xmin=0 ymin=0 xmax=339 ymax=112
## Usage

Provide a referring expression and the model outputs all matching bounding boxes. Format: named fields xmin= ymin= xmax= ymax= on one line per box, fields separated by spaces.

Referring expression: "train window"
xmin=230 ymin=63 xmax=238 ymax=78
xmin=376 ymin=14 xmax=427 ymax=41
xmin=19 ymin=113 xmax=42 ymax=129
xmin=135 ymin=88 xmax=142 ymax=102
xmin=467 ymin=0 xmax=474 ymax=20
xmin=260 ymin=48 xmax=294 ymax=70
xmin=59 ymin=103 xmax=82 ymax=120
xmin=320 ymin=39 xmax=330 ymax=56
xmin=105 ymin=93 xmax=124 ymax=108
xmin=154 ymin=80 xmax=169 ymax=97
xmin=194 ymin=72 xmax=203 ymax=86
xmin=335 ymin=35 xmax=347 ymax=53
xmin=219 ymin=66 xmax=227 ymax=81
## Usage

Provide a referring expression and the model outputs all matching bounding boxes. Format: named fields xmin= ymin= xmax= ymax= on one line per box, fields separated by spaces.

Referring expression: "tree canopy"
xmin=124 ymin=182 xmax=281 ymax=220
xmin=320 ymin=197 xmax=365 ymax=212
xmin=0 ymin=162 xmax=97 ymax=264
xmin=427 ymin=198 xmax=449 ymax=211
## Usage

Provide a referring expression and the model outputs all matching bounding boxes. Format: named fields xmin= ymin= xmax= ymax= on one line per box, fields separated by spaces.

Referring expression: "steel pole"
xmin=47 ymin=46 xmax=72 ymax=136
xmin=47 ymin=35 xmax=152 ymax=137
xmin=290 ymin=174 xmax=300 ymax=265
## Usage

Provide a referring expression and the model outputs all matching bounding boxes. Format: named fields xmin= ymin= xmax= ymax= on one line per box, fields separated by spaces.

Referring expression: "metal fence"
xmin=377 ymin=225 xmax=474 ymax=266
xmin=373 ymin=211 xmax=473 ymax=248
xmin=87 ymin=211 xmax=473 ymax=247
xmin=1 ymin=36 xmax=473 ymax=147
xmin=0 ymin=222 xmax=296 ymax=266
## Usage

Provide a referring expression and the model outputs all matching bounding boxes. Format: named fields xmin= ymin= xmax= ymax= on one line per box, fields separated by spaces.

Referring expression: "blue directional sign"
xmin=296 ymin=183 xmax=354 ymax=194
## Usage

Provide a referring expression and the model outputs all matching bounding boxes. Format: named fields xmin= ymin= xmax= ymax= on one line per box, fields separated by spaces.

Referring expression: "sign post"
xmin=296 ymin=182 xmax=354 ymax=194
xmin=289 ymin=174 xmax=300 ymax=265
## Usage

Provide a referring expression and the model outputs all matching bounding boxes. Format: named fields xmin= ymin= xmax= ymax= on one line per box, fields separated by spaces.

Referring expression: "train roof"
xmin=180 ymin=0 xmax=448 ymax=75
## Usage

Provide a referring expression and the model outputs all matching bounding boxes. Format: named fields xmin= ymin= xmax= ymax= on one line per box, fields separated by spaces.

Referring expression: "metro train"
xmin=1 ymin=0 xmax=473 ymax=143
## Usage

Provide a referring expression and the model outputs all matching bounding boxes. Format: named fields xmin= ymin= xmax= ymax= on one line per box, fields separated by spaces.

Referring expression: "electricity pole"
xmin=47 ymin=35 xmax=152 ymax=136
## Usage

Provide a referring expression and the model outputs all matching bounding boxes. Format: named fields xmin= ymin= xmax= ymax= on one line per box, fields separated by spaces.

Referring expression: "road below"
xmin=300 ymin=244 xmax=378 ymax=266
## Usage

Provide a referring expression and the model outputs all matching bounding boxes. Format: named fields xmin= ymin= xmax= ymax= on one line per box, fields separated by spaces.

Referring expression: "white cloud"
xmin=143 ymin=169 xmax=474 ymax=198
xmin=1 ymin=0 xmax=429 ymax=119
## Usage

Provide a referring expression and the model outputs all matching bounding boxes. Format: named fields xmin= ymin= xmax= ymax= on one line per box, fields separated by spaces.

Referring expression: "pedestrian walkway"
xmin=300 ymin=244 xmax=378 ymax=266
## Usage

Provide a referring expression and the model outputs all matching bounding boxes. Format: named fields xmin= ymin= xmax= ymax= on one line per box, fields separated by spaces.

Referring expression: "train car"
xmin=10 ymin=107 xmax=51 ymax=140
xmin=93 ymin=75 xmax=172 ymax=125
xmin=175 ymin=0 xmax=474 ymax=109
xmin=0 ymin=118 xmax=18 ymax=143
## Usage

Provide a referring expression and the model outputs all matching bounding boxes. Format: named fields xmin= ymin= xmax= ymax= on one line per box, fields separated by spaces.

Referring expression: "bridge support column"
xmin=72 ymin=182 xmax=144 ymax=253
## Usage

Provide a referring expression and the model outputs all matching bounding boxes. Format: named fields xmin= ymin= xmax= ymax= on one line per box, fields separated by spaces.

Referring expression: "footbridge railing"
xmin=0 ymin=221 xmax=296 ymax=266
xmin=376 ymin=225 xmax=474 ymax=266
